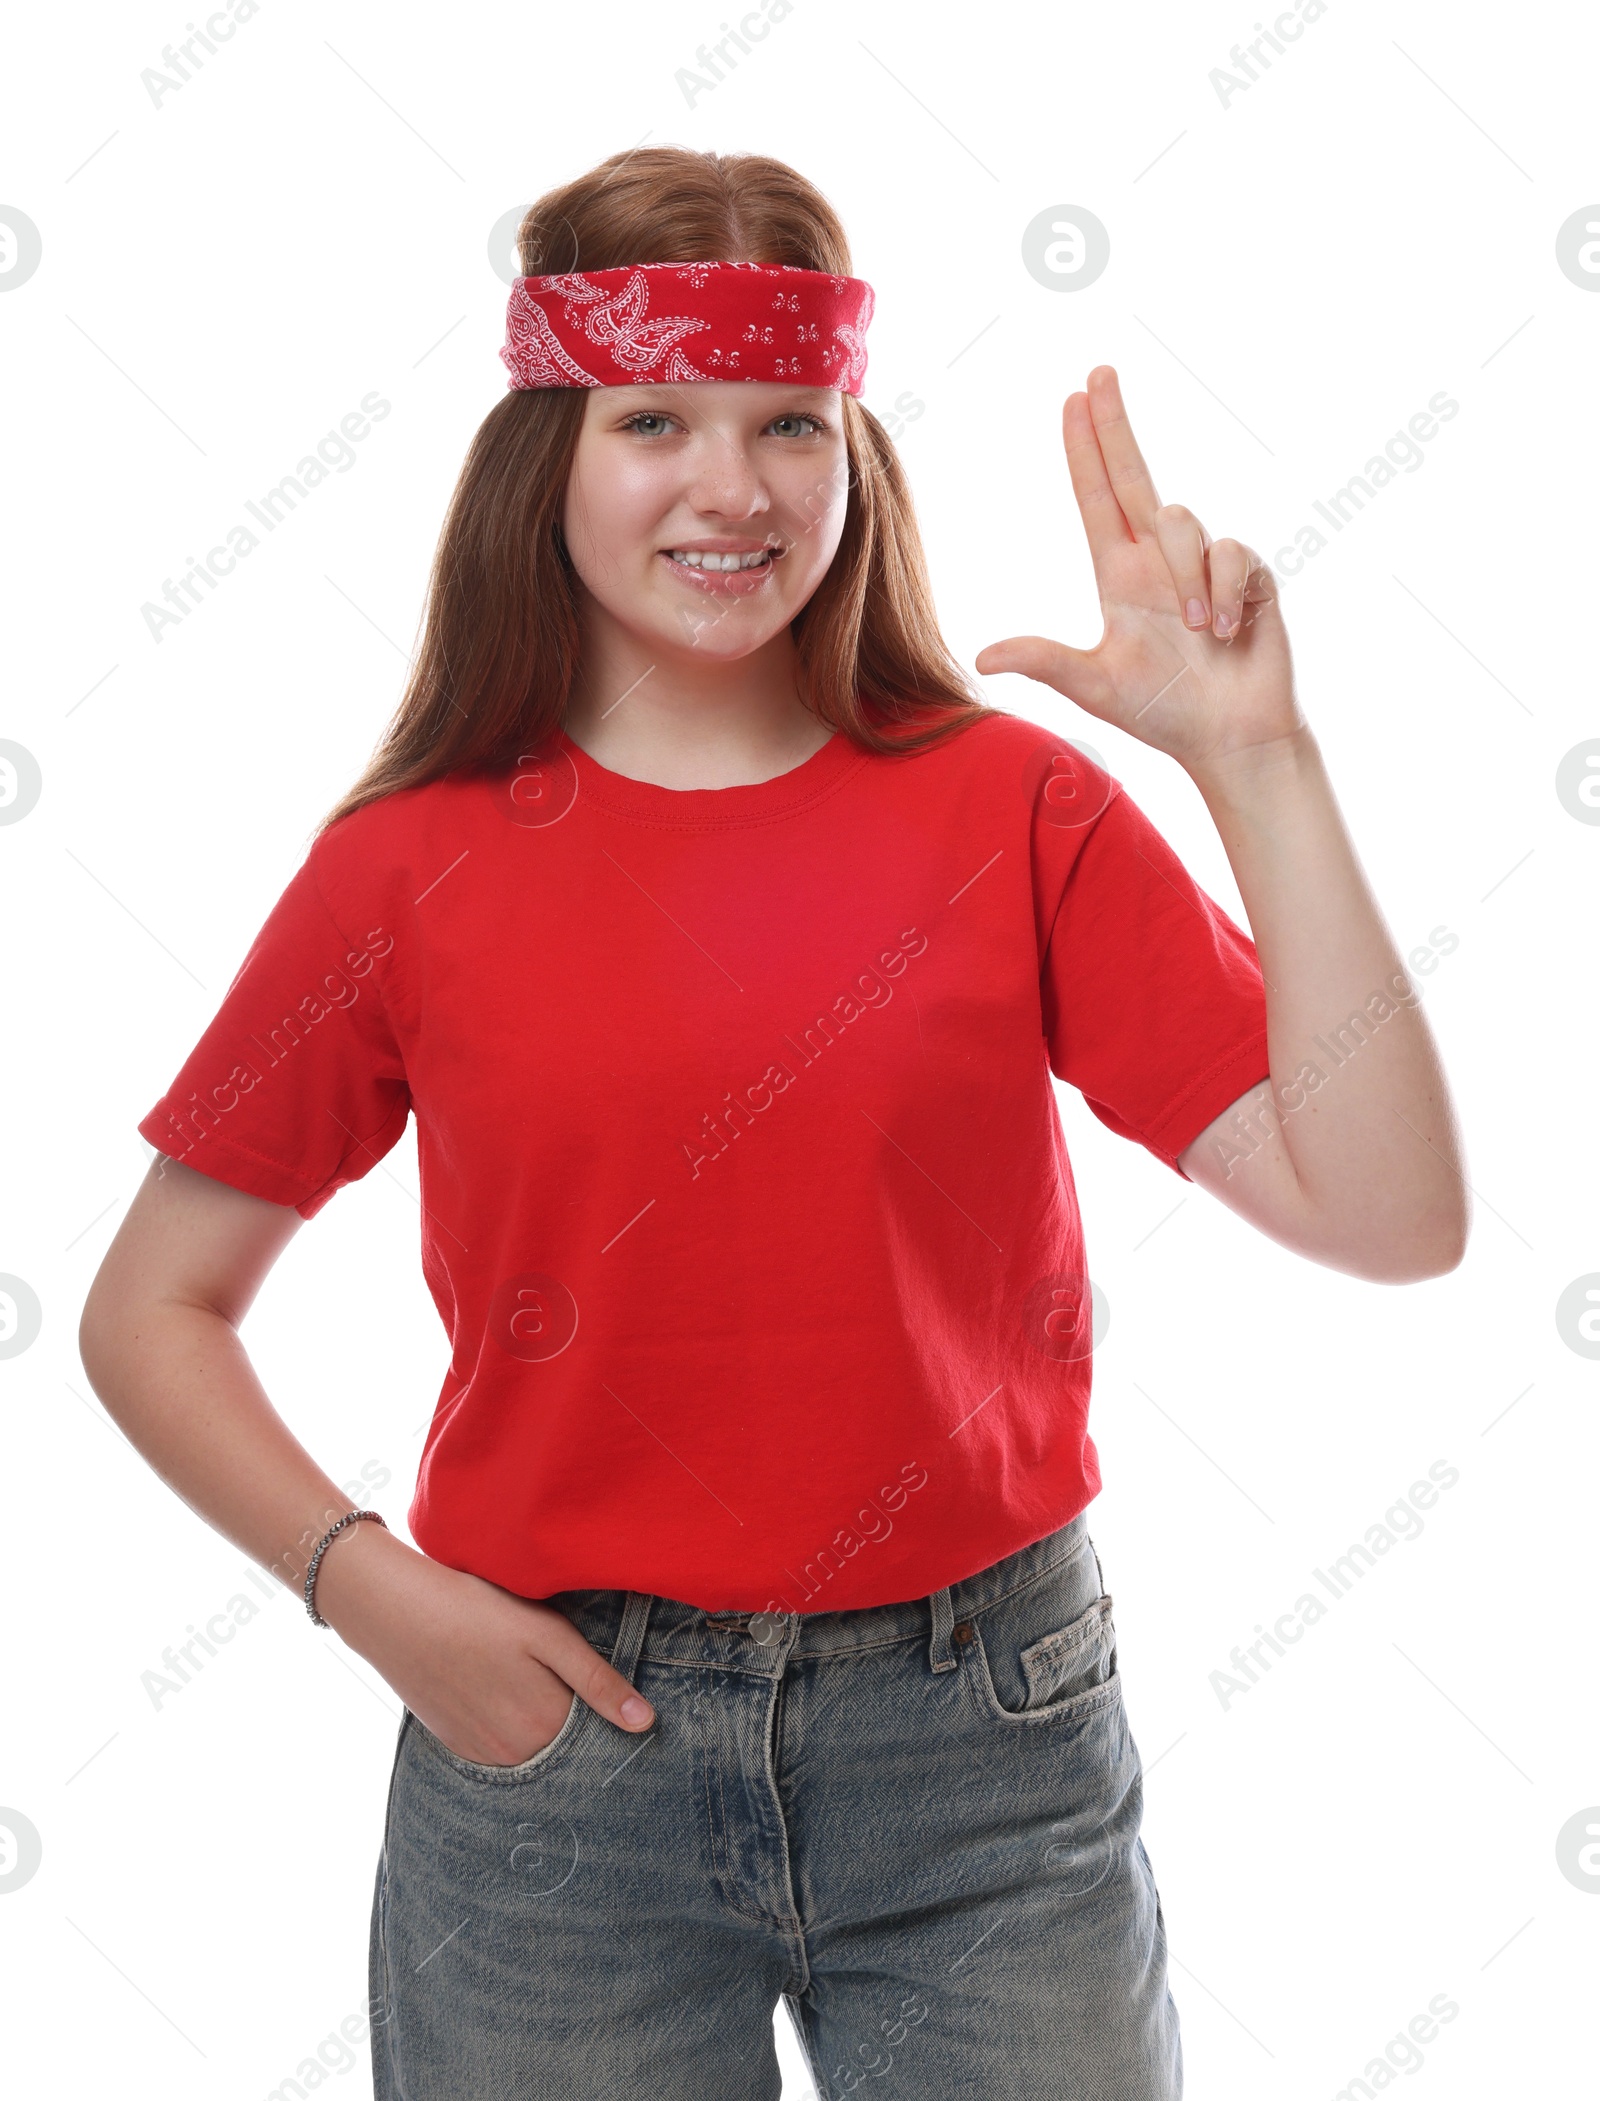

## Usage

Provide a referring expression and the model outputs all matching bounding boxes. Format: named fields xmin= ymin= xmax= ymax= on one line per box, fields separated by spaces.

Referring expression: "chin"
xmin=675 ymin=627 xmax=788 ymax=662
xmin=648 ymin=600 xmax=794 ymax=657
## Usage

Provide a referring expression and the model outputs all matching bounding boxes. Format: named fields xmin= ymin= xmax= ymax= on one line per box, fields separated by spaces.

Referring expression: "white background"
xmin=3 ymin=0 xmax=1596 ymax=2093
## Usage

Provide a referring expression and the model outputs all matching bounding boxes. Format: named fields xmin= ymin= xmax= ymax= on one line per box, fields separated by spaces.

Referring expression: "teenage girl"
xmin=80 ymin=146 xmax=1467 ymax=2099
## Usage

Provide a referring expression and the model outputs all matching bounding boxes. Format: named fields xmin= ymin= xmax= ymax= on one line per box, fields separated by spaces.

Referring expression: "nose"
xmin=683 ymin=422 xmax=770 ymax=521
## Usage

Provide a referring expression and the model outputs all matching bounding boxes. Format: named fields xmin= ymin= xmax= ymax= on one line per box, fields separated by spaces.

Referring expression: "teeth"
xmin=668 ymin=548 xmax=775 ymax=570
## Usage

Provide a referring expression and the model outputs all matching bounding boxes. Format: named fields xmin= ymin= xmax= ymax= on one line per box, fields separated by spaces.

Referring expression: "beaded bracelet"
xmin=304 ymin=1508 xmax=389 ymax=1627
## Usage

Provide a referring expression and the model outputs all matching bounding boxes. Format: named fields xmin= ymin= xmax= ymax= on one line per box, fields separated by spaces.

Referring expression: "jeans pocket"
xmin=967 ymin=1551 xmax=1123 ymax=1729
xmin=1018 ymin=1594 xmax=1119 ymax=1714
xmin=416 ymin=1686 xmax=588 ymax=1783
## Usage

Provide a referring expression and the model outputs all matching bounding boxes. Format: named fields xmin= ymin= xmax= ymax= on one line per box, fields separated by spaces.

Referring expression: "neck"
xmin=562 ymin=605 xmax=831 ymax=790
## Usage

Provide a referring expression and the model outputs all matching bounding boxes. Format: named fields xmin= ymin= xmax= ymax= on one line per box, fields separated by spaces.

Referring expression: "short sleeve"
xmin=137 ymin=845 xmax=411 ymax=1219
xmin=1041 ymin=783 xmax=1270 ymax=1181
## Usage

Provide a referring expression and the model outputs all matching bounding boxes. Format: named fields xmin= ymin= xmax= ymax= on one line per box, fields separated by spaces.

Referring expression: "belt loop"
xmin=927 ymin=1582 xmax=957 ymax=1674
xmin=608 ymin=1590 xmax=654 ymax=1684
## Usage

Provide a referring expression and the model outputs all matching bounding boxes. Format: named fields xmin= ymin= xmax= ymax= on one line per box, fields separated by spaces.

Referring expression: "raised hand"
xmin=975 ymin=366 xmax=1305 ymax=773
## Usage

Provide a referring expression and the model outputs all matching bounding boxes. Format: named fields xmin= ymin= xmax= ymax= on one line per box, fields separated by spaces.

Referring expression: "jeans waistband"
xmin=545 ymin=1508 xmax=1095 ymax=1683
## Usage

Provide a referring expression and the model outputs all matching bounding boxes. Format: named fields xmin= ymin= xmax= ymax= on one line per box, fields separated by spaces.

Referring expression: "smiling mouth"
xmin=659 ymin=544 xmax=786 ymax=592
xmin=663 ymin=545 xmax=784 ymax=571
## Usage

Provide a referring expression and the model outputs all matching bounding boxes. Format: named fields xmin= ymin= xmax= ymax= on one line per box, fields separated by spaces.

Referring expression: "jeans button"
xmin=746 ymin=1612 xmax=783 ymax=1645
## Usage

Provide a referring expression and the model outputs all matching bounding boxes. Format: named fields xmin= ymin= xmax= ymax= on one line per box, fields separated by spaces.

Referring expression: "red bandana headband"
xmin=499 ymin=261 xmax=875 ymax=395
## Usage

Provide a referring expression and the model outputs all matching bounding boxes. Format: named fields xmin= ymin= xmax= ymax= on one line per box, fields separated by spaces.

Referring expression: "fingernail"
xmin=1213 ymin=607 xmax=1234 ymax=636
xmin=1185 ymin=598 xmax=1209 ymax=628
xmin=620 ymin=1695 xmax=653 ymax=1727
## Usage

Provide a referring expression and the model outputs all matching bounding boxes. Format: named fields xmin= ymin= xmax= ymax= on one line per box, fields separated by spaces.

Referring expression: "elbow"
xmin=1345 ymin=1204 xmax=1471 ymax=1286
xmin=1406 ymin=1190 xmax=1472 ymax=1281
xmin=1369 ymin=1241 xmax=1466 ymax=1285
xmin=1292 ymin=1178 xmax=1471 ymax=1285
xmin=78 ymin=1258 xmax=142 ymax=1394
xmin=1426 ymin=1215 xmax=1471 ymax=1280
xmin=77 ymin=1278 xmax=119 ymax=1392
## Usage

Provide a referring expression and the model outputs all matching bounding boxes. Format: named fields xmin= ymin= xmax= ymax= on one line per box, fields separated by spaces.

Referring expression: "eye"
xmin=618 ymin=407 xmax=828 ymax=439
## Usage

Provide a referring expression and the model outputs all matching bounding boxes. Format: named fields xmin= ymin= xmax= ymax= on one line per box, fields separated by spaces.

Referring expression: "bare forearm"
xmin=76 ymin=1289 xmax=654 ymax=1752
xmin=1186 ymin=725 xmax=1469 ymax=1269
xmin=80 ymin=1298 xmax=377 ymax=1598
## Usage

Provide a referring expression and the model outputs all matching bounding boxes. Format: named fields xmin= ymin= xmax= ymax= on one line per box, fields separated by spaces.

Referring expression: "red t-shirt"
xmin=138 ymin=709 xmax=1269 ymax=1613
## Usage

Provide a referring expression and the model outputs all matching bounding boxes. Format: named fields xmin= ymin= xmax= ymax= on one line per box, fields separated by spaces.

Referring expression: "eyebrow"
xmin=615 ymin=385 xmax=836 ymax=406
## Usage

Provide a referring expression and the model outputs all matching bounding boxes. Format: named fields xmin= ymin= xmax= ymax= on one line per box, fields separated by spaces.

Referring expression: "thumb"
xmin=974 ymin=634 xmax=1102 ymax=704
xmin=539 ymin=1617 xmax=656 ymax=1730
xmin=584 ymin=1648 xmax=657 ymax=1730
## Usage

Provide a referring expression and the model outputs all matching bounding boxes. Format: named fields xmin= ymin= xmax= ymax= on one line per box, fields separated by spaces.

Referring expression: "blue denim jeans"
xmin=368 ymin=1510 xmax=1182 ymax=2097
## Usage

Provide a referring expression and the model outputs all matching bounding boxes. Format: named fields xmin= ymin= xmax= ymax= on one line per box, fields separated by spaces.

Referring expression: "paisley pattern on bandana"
xmin=499 ymin=261 xmax=874 ymax=395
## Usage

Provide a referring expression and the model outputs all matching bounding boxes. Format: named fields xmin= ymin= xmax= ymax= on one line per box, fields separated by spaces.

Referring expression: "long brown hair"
xmin=318 ymin=146 xmax=996 ymax=832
